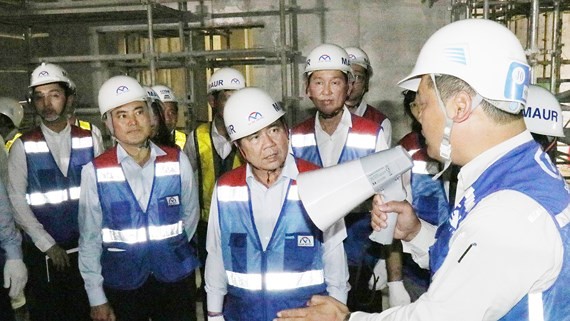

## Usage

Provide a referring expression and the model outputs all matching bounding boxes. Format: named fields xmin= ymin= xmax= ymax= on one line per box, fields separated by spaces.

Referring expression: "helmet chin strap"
xmin=429 ymin=74 xmax=483 ymax=180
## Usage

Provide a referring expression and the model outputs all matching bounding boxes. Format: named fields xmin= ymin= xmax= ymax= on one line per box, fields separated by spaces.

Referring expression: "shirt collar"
xmin=457 ymin=130 xmax=533 ymax=195
xmin=246 ymin=152 xmax=299 ymax=185
xmin=315 ymin=106 xmax=353 ymax=132
xmin=116 ymin=141 xmax=165 ymax=165
xmin=40 ymin=121 xmax=70 ymax=137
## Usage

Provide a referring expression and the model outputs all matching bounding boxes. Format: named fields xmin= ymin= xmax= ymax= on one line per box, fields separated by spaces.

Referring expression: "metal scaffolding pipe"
xmin=529 ymin=0 xmax=540 ymax=83
xmin=484 ymin=0 xmax=490 ymax=19
xmin=550 ymin=0 xmax=561 ymax=93
xmin=147 ymin=2 xmax=157 ymax=85
xmin=280 ymin=0 xmax=288 ymax=102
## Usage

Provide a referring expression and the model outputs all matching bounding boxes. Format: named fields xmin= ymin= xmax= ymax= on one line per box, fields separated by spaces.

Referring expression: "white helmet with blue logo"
xmin=398 ymin=19 xmax=530 ymax=114
xmin=207 ymin=67 xmax=246 ymax=94
xmin=98 ymin=75 xmax=147 ymax=116
xmin=524 ymin=85 xmax=564 ymax=137
xmin=345 ymin=46 xmax=373 ymax=77
xmin=152 ymin=84 xmax=178 ymax=103
xmin=223 ymin=87 xmax=285 ymax=142
xmin=304 ymin=43 xmax=352 ymax=77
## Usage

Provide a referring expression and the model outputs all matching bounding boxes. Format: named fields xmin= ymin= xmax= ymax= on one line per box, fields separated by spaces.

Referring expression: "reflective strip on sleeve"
xmin=226 ymin=269 xmax=324 ymax=291
xmin=346 ymin=133 xmax=376 ymax=150
xmin=528 ymin=292 xmax=545 ymax=321
xmin=26 ymin=189 xmax=68 ymax=206
xmin=72 ymin=136 xmax=94 ymax=149
xmin=23 ymin=141 xmax=49 ymax=153
xmin=96 ymin=167 xmax=126 ymax=182
xmin=217 ymin=185 xmax=249 ymax=202
xmin=148 ymin=221 xmax=183 ymax=240
xmin=291 ymin=134 xmax=316 ymax=148
xmin=102 ymin=227 xmax=147 ymax=244
xmin=155 ymin=161 xmax=180 ymax=177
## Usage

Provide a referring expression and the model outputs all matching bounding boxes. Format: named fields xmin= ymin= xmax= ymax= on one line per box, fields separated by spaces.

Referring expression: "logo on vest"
xmin=166 ymin=195 xmax=180 ymax=206
xmin=297 ymin=235 xmax=314 ymax=247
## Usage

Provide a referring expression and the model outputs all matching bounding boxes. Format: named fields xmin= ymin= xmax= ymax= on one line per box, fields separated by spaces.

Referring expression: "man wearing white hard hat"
xmin=523 ymin=84 xmax=566 ymax=159
xmin=7 ymin=62 xmax=103 ymax=321
xmin=78 ymin=75 xmax=200 ymax=321
xmin=0 ymin=97 xmax=24 ymax=186
xmin=344 ymin=47 xmax=392 ymax=146
xmin=152 ymin=84 xmax=188 ymax=149
xmin=187 ymin=67 xmax=246 ymax=312
xmin=290 ymin=43 xmax=390 ymax=313
xmin=205 ymin=87 xmax=349 ymax=321
xmin=277 ymin=19 xmax=569 ymax=321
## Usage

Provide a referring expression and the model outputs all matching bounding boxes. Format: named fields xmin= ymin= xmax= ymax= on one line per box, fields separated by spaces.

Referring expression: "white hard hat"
xmin=29 ymin=62 xmax=75 ymax=91
xmin=223 ymin=87 xmax=285 ymax=142
xmin=0 ymin=97 xmax=24 ymax=128
xmin=398 ymin=19 xmax=530 ymax=114
xmin=142 ymin=86 xmax=160 ymax=102
xmin=152 ymin=84 xmax=178 ymax=103
xmin=98 ymin=75 xmax=147 ymax=116
xmin=524 ymin=85 xmax=565 ymax=137
xmin=345 ymin=47 xmax=373 ymax=76
xmin=207 ymin=67 xmax=246 ymax=94
xmin=304 ymin=43 xmax=352 ymax=76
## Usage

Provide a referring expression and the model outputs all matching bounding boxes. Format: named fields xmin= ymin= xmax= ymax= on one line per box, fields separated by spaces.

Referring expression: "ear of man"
xmin=449 ymin=90 xmax=474 ymax=123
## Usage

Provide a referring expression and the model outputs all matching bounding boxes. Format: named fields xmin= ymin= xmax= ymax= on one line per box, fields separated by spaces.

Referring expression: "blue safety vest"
xmin=217 ymin=159 xmax=327 ymax=321
xmin=22 ymin=126 xmax=94 ymax=245
xmin=93 ymin=145 xmax=199 ymax=290
xmin=430 ymin=140 xmax=570 ymax=320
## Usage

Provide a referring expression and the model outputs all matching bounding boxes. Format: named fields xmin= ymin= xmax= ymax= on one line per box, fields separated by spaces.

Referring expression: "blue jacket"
xmin=93 ymin=146 xmax=199 ymax=290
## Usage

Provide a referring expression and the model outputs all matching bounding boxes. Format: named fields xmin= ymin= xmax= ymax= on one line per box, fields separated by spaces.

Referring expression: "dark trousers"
xmin=105 ymin=273 xmax=197 ymax=321
xmin=23 ymin=241 xmax=90 ymax=321
xmin=0 ymin=286 xmax=15 ymax=321
xmin=196 ymin=220 xmax=208 ymax=320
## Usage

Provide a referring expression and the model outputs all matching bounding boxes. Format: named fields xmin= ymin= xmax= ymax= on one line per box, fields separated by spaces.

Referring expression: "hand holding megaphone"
xmin=297 ymin=146 xmax=413 ymax=243
xmin=371 ymin=195 xmax=422 ymax=243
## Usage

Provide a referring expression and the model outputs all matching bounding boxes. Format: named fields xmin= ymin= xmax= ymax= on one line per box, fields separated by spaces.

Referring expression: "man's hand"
xmin=275 ymin=295 xmax=349 ymax=321
xmin=90 ymin=303 xmax=116 ymax=321
xmin=3 ymin=259 xmax=27 ymax=298
xmin=45 ymin=244 xmax=70 ymax=271
xmin=371 ymin=195 xmax=421 ymax=242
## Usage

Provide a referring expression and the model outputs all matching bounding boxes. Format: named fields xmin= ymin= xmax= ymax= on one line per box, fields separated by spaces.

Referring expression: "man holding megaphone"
xmin=204 ymin=87 xmax=349 ymax=321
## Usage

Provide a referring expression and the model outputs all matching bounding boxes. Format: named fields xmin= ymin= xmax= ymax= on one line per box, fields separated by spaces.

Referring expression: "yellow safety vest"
xmin=5 ymin=132 xmax=22 ymax=152
xmin=174 ymin=130 xmax=187 ymax=150
xmin=195 ymin=123 xmax=243 ymax=222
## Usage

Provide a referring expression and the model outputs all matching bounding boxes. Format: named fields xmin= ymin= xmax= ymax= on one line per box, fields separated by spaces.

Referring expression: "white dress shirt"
xmin=78 ymin=142 xmax=199 ymax=306
xmin=205 ymin=153 xmax=350 ymax=313
xmin=7 ymin=123 xmax=104 ymax=252
xmin=351 ymin=131 xmax=565 ymax=321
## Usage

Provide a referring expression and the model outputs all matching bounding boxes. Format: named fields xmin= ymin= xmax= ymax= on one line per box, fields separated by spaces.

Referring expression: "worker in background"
xmin=187 ymin=67 xmax=246 ymax=315
xmin=290 ymin=43 xmax=387 ymax=313
xmin=7 ymin=62 xmax=103 ymax=321
xmin=276 ymin=18 xmax=570 ymax=321
xmin=205 ymin=87 xmax=349 ymax=321
xmin=0 ymin=178 xmax=27 ymax=321
xmin=344 ymin=46 xmax=410 ymax=309
xmin=65 ymin=79 xmax=105 ymax=148
xmin=523 ymin=84 xmax=566 ymax=160
xmin=0 ymin=97 xmax=25 ymax=153
xmin=152 ymin=84 xmax=188 ymax=149
xmin=344 ymin=47 xmax=391 ymax=146
xmin=78 ymin=75 xmax=200 ymax=321
xmin=395 ymin=89 xmax=449 ymax=301
xmin=143 ymin=85 xmax=176 ymax=147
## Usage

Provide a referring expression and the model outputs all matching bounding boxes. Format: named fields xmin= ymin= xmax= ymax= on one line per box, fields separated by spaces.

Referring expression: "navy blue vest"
xmin=23 ymin=126 xmax=94 ymax=245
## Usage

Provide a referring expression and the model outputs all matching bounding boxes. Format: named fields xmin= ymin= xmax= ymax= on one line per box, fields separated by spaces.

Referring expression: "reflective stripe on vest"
xmin=101 ymin=220 xmax=184 ymax=243
xmin=226 ymin=269 xmax=325 ymax=291
xmin=78 ymin=120 xmax=92 ymax=131
xmin=290 ymin=133 xmax=316 ymax=148
xmin=5 ymin=132 xmax=22 ymax=152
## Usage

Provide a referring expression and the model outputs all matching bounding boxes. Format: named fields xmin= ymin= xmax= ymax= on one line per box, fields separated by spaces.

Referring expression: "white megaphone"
xmin=297 ymin=146 xmax=413 ymax=245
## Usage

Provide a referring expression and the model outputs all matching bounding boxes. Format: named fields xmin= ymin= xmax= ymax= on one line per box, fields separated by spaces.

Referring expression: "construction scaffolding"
xmin=0 ymin=0 xmax=326 ymax=138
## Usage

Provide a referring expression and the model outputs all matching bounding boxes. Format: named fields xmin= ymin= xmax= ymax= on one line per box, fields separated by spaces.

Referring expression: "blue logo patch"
xmin=38 ymin=71 xmax=50 ymax=77
xmin=116 ymin=85 xmax=129 ymax=94
xmin=318 ymin=54 xmax=331 ymax=62
xmin=504 ymin=61 xmax=530 ymax=104
xmin=444 ymin=47 xmax=467 ymax=65
xmin=248 ymin=111 xmax=263 ymax=122
xmin=298 ymin=235 xmax=314 ymax=247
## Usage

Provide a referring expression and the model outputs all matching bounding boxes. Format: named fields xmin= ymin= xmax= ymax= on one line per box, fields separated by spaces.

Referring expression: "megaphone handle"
xmin=369 ymin=178 xmax=407 ymax=245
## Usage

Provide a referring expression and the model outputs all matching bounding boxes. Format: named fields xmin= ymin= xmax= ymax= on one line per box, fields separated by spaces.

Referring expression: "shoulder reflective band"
xmin=24 ymin=141 xmax=49 ymax=153
xmin=72 ymin=136 xmax=93 ymax=149
xmin=291 ymin=134 xmax=316 ymax=148
xmin=217 ymin=185 xmax=249 ymax=202
xmin=346 ymin=133 xmax=376 ymax=150
xmin=155 ymin=161 xmax=180 ymax=177
xmin=97 ymin=167 xmax=126 ymax=183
